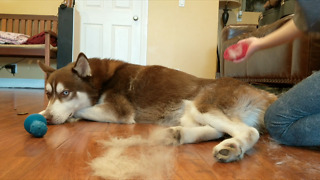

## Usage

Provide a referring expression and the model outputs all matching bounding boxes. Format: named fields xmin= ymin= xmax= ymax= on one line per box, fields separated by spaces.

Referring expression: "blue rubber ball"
xmin=24 ymin=114 xmax=48 ymax=138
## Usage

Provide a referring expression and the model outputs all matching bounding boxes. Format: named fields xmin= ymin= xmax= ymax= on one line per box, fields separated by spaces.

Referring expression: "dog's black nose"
xmin=42 ymin=114 xmax=53 ymax=124
xmin=46 ymin=119 xmax=53 ymax=125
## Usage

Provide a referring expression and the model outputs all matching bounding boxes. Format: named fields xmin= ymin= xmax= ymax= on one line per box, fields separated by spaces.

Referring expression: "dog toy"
xmin=224 ymin=42 xmax=249 ymax=62
xmin=24 ymin=114 xmax=48 ymax=138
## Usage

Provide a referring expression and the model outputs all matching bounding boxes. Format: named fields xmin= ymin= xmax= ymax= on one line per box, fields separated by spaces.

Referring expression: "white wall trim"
xmin=140 ymin=0 xmax=148 ymax=66
xmin=0 ymin=78 xmax=44 ymax=88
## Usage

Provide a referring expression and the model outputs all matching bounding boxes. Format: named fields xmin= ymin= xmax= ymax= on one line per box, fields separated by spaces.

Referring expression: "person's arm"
xmin=235 ymin=19 xmax=304 ymax=63
xmin=255 ymin=19 xmax=302 ymax=49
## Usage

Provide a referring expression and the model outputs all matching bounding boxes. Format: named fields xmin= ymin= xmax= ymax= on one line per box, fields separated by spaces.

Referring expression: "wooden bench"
xmin=0 ymin=14 xmax=58 ymax=66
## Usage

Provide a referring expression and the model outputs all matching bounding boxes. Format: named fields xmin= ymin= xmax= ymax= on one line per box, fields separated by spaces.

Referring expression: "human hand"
xmin=233 ymin=37 xmax=261 ymax=63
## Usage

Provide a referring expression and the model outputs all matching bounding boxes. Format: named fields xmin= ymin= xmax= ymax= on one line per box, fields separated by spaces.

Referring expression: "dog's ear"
xmin=37 ymin=60 xmax=56 ymax=76
xmin=73 ymin=52 xmax=92 ymax=78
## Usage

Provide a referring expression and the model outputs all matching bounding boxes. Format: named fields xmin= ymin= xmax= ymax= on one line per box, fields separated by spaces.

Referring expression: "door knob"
xmin=133 ymin=16 xmax=139 ymax=21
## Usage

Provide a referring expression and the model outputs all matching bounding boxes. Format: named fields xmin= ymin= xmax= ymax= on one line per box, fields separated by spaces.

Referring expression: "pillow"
xmin=24 ymin=31 xmax=57 ymax=47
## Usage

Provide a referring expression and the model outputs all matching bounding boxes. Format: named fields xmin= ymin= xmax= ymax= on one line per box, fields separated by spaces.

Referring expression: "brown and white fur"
xmin=39 ymin=53 xmax=277 ymax=163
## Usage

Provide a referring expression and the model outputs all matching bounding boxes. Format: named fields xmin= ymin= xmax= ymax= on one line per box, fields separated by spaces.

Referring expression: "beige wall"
xmin=0 ymin=0 xmax=61 ymax=15
xmin=147 ymin=0 xmax=219 ymax=79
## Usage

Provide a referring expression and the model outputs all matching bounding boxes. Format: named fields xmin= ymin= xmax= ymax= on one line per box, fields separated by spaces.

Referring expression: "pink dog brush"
xmin=224 ymin=42 xmax=249 ymax=62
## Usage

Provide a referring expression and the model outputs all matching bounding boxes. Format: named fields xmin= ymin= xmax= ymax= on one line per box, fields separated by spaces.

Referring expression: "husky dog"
xmin=39 ymin=53 xmax=277 ymax=162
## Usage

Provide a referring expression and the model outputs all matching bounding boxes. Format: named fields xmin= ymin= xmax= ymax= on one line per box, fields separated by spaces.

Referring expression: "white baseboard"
xmin=0 ymin=78 xmax=44 ymax=88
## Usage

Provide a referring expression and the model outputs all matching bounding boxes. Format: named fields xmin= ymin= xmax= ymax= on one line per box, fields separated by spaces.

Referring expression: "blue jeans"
xmin=265 ymin=71 xmax=320 ymax=146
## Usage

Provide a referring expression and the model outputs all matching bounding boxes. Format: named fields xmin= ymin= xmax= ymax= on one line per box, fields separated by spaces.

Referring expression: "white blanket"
xmin=0 ymin=31 xmax=29 ymax=45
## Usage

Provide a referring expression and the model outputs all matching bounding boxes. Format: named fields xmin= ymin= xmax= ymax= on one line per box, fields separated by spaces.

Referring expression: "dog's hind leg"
xmin=164 ymin=101 xmax=224 ymax=145
xmin=185 ymin=101 xmax=260 ymax=162
xmin=200 ymin=112 xmax=259 ymax=162
xmin=165 ymin=125 xmax=223 ymax=145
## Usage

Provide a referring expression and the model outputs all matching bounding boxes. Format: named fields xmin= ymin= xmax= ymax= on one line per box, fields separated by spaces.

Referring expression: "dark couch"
xmin=219 ymin=15 xmax=320 ymax=84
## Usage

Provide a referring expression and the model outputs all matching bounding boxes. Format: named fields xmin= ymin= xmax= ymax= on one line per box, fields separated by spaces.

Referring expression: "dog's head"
xmin=39 ymin=53 xmax=96 ymax=124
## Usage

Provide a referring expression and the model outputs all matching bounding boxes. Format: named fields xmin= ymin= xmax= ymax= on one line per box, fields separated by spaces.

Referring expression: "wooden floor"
xmin=1 ymin=88 xmax=320 ymax=180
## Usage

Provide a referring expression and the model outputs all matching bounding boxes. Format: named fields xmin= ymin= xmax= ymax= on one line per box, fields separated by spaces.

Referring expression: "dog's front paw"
xmin=213 ymin=139 xmax=243 ymax=163
xmin=154 ymin=126 xmax=183 ymax=146
xmin=67 ymin=117 xmax=81 ymax=123
xmin=167 ymin=127 xmax=183 ymax=145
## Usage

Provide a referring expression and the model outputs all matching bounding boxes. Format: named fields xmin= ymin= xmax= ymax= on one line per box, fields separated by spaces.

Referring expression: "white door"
xmin=74 ymin=0 xmax=148 ymax=65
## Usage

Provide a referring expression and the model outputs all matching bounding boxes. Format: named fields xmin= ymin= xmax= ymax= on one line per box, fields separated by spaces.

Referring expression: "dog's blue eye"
xmin=62 ymin=90 xmax=69 ymax=96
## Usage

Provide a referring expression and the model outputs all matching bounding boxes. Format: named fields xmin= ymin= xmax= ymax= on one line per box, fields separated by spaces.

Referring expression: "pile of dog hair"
xmin=90 ymin=129 xmax=176 ymax=179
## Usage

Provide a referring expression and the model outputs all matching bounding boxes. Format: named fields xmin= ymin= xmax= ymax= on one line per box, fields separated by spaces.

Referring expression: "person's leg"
xmin=265 ymin=71 xmax=320 ymax=146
